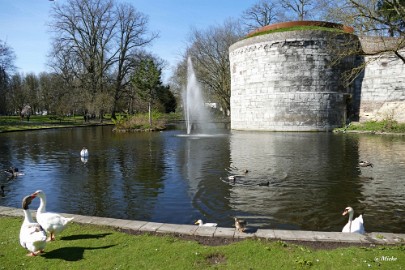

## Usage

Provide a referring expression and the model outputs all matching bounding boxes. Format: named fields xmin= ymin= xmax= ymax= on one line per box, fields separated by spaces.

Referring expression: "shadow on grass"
xmin=42 ymin=245 xmax=116 ymax=261
xmin=61 ymin=233 xmax=112 ymax=241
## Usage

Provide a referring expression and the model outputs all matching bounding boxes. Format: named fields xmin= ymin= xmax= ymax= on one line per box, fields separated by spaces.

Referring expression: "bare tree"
xmin=0 ymin=40 xmax=16 ymax=114
xmin=186 ymin=19 xmax=244 ymax=115
xmin=241 ymin=0 xmax=280 ymax=32
xmin=321 ymin=0 xmax=404 ymax=63
xmin=110 ymin=2 xmax=158 ymax=119
xmin=49 ymin=0 xmax=157 ymax=119
xmin=280 ymin=0 xmax=317 ymax=21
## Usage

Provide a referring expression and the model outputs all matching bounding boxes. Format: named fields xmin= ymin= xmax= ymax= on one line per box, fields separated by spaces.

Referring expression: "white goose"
xmin=342 ymin=206 xmax=365 ymax=234
xmin=80 ymin=147 xmax=89 ymax=157
xmin=32 ymin=190 xmax=74 ymax=241
xmin=195 ymin=219 xmax=217 ymax=227
xmin=20 ymin=195 xmax=47 ymax=256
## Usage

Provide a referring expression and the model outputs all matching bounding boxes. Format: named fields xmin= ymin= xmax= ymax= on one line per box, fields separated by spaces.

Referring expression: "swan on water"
xmin=80 ymin=147 xmax=89 ymax=157
xmin=342 ymin=206 xmax=365 ymax=234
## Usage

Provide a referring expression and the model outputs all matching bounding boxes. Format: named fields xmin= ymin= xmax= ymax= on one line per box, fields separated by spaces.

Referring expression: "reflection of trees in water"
xmin=2 ymin=127 xmax=405 ymax=232
xmin=229 ymin=132 xmax=363 ymax=231
xmin=182 ymin=136 xmax=233 ymax=225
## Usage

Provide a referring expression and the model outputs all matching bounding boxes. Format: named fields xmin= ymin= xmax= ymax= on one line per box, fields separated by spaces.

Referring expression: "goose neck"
xmin=37 ymin=196 xmax=46 ymax=213
xmin=23 ymin=209 xmax=35 ymax=224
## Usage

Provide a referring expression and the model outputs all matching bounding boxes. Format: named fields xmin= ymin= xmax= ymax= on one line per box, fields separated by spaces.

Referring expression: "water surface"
xmin=1 ymin=125 xmax=404 ymax=233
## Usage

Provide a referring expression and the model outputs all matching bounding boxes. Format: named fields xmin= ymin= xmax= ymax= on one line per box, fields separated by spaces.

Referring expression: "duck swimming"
xmin=31 ymin=190 xmax=74 ymax=241
xmin=20 ymin=195 xmax=47 ymax=256
xmin=359 ymin=161 xmax=373 ymax=167
xmin=258 ymin=181 xmax=270 ymax=186
xmin=4 ymin=167 xmax=24 ymax=178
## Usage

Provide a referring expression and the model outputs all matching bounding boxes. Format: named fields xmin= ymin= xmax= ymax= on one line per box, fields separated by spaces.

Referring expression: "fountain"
xmin=182 ymin=57 xmax=213 ymax=135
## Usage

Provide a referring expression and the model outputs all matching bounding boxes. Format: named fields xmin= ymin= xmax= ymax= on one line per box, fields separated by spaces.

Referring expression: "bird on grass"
xmin=31 ymin=190 xmax=74 ymax=241
xmin=20 ymin=195 xmax=47 ymax=256
xmin=234 ymin=217 xmax=247 ymax=232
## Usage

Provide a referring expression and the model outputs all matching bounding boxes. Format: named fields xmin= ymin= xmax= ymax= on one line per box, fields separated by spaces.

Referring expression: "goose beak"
xmin=342 ymin=210 xmax=348 ymax=216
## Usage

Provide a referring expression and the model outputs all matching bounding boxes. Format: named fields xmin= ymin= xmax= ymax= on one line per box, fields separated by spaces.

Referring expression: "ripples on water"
xmin=1 ymin=125 xmax=404 ymax=233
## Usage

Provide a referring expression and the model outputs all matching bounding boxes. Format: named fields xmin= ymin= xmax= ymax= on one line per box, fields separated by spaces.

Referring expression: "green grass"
xmin=1 ymin=216 xmax=405 ymax=269
xmin=112 ymin=112 xmax=167 ymax=132
xmin=247 ymin=26 xmax=347 ymax=38
xmin=335 ymin=120 xmax=405 ymax=133
xmin=0 ymin=115 xmax=112 ymax=132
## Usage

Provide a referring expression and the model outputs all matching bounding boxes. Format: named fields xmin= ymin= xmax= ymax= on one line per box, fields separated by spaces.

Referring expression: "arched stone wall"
xmin=229 ymin=29 xmax=358 ymax=131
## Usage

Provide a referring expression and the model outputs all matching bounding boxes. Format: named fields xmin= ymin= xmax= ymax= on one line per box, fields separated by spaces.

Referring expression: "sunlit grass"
xmin=1 ymin=216 xmax=404 ymax=269
xmin=247 ymin=26 xmax=347 ymax=38
xmin=0 ymin=115 xmax=111 ymax=132
xmin=335 ymin=120 xmax=405 ymax=133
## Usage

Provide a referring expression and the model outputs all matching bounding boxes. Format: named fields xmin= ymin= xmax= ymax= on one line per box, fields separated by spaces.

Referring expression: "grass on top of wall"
xmin=247 ymin=26 xmax=348 ymax=38
xmin=2 ymin=216 xmax=405 ymax=269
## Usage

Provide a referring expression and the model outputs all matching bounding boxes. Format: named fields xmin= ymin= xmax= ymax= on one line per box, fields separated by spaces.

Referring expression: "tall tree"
xmin=0 ymin=40 xmax=16 ymax=114
xmin=110 ymin=2 xmax=158 ymax=119
xmin=49 ymin=0 xmax=156 ymax=119
xmin=132 ymin=57 xmax=161 ymax=125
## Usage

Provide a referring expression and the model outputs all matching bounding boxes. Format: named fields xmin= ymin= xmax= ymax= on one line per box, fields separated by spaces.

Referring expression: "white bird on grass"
xmin=31 ymin=190 xmax=74 ymax=241
xmin=20 ymin=195 xmax=47 ymax=256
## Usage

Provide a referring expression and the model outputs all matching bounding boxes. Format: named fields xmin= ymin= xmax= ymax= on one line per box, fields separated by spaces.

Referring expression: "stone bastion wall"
xmin=229 ymin=30 xmax=357 ymax=131
xmin=229 ymin=26 xmax=405 ymax=131
xmin=355 ymin=36 xmax=405 ymax=123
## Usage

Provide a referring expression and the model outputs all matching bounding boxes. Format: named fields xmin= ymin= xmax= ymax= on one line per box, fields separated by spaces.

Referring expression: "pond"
xmin=1 ymin=124 xmax=404 ymax=233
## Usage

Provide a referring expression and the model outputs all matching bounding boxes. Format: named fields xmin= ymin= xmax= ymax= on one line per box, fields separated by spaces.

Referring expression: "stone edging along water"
xmin=1 ymin=206 xmax=404 ymax=245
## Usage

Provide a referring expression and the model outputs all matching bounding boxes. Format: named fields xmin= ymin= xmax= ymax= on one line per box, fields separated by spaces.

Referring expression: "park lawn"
xmin=1 ymin=216 xmax=404 ymax=269
xmin=0 ymin=115 xmax=111 ymax=132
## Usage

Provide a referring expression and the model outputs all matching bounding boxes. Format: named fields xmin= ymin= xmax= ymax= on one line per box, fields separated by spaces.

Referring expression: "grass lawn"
xmin=1 ymin=216 xmax=404 ymax=269
xmin=0 ymin=115 xmax=111 ymax=133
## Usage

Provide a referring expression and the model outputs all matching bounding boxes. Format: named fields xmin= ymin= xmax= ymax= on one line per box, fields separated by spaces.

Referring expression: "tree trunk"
xmin=148 ymin=101 xmax=152 ymax=126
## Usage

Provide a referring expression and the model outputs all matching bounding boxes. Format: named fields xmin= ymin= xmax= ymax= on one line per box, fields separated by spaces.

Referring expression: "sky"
xmin=0 ymin=0 xmax=257 ymax=82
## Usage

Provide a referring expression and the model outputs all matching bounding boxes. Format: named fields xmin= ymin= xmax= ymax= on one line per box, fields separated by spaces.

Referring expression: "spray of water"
xmin=182 ymin=57 xmax=212 ymax=135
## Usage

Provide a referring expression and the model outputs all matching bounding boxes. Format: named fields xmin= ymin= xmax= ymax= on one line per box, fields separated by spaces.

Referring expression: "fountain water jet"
xmin=182 ymin=57 xmax=213 ymax=135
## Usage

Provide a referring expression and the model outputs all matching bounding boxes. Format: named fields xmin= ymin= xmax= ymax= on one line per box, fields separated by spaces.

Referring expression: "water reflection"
xmin=0 ymin=126 xmax=404 ymax=233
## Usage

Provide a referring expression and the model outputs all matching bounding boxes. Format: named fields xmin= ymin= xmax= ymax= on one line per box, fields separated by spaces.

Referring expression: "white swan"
xmin=342 ymin=206 xmax=365 ymax=234
xmin=31 ymin=190 xmax=74 ymax=241
xmin=195 ymin=219 xmax=217 ymax=227
xmin=20 ymin=195 xmax=47 ymax=256
xmin=80 ymin=147 xmax=89 ymax=157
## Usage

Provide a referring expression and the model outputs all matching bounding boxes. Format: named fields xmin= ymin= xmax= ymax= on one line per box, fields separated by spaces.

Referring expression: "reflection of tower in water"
xmin=228 ymin=132 xmax=363 ymax=231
